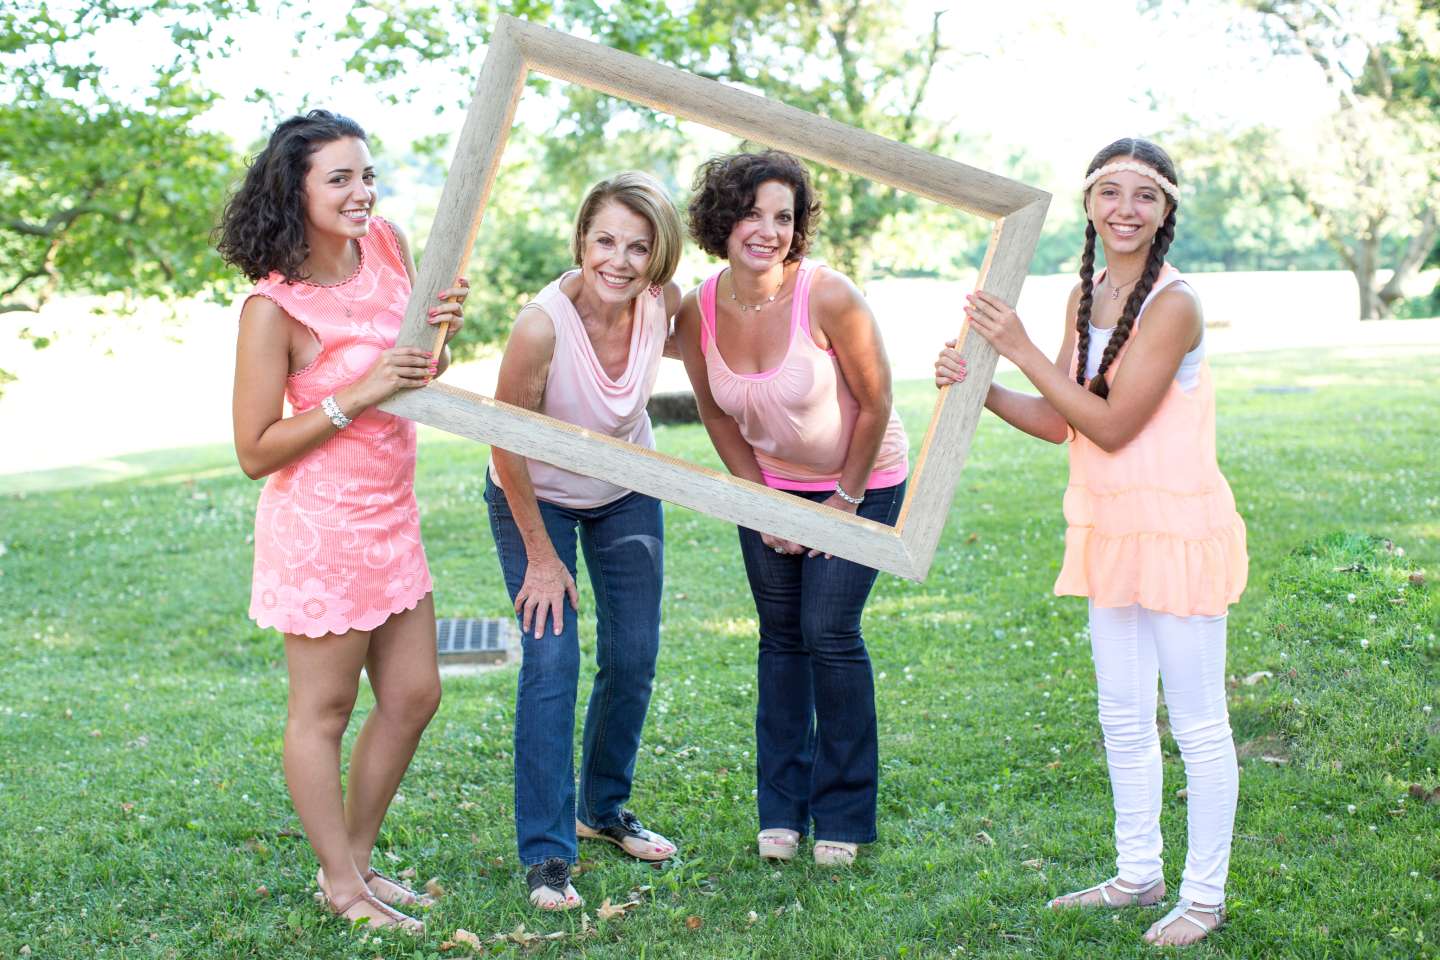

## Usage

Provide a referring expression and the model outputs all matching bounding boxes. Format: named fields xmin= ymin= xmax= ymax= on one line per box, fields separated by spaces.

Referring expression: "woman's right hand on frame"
xmin=761 ymin=532 xmax=806 ymax=556
xmin=516 ymin=552 xmax=579 ymax=638
xmin=349 ymin=346 xmax=435 ymax=408
xmin=934 ymin=339 xmax=968 ymax=389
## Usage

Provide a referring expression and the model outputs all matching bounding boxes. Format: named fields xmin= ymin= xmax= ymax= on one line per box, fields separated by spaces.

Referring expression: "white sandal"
xmin=1144 ymin=898 xmax=1226 ymax=946
xmin=812 ymin=840 xmax=858 ymax=867
xmin=1048 ymin=875 xmax=1165 ymax=909
xmin=757 ymin=828 xmax=799 ymax=861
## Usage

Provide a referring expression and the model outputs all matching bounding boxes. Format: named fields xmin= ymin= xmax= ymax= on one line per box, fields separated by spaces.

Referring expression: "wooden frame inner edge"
xmin=382 ymin=15 xmax=1051 ymax=581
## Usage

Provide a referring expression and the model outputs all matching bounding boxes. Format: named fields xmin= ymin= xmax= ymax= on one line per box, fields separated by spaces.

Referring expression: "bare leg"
xmin=284 ymin=629 xmax=409 ymax=927
xmin=345 ymin=594 xmax=441 ymax=874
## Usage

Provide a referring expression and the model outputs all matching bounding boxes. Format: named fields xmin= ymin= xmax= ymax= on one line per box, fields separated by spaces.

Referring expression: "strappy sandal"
xmin=526 ymin=857 xmax=583 ymax=911
xmin=1048 ymin=875 xmax=1166 ymax=909
xmin=576 ymin=810 xmax=676 ymax=862
xmin=757 ymin=828 xmax=800 ymax=861
xmin=363 ymin=868 xmax=435 ymax=908
xmin=813 ymin=840 xmax=858 ymax=867
xmin=318 ymin=870 xmax=423 ymax=933
xmin=1144 ymin=899 xmax=1226 ymax=946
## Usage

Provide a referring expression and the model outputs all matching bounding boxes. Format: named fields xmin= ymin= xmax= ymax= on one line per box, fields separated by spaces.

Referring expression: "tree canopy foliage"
xmin=1243 ymin=0 xmax=1440 ymax=318
xmin=0 ymin=2 xmax=243 ymax=324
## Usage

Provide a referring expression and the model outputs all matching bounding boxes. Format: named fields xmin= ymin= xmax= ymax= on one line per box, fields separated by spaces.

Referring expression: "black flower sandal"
xmin=526 ymin=856 xmax=583 ymax=911
xmin=576 ymin=809 xmax=677 ymax=862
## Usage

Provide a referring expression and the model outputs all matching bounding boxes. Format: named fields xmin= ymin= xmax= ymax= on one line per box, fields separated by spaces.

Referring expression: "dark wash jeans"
xmin=736 ymin=479 xmax=906 ymax=844
xmin=485 ymin=476 xmax=663 ymax=866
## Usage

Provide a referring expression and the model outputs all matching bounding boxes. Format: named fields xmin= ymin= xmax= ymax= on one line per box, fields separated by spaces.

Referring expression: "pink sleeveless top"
xmin=488 ymin=273 xmax=667 ymax=508
xmin=699 ymin=261 xmax=908 ymax=490
xmin=244 ymin=217 xmax=431 ymax=638
xmin=1054 ymin=266 xmax=1248 ymax=617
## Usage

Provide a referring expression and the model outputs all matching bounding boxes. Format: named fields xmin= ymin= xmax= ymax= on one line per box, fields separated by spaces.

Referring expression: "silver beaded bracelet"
xmin=321 ymin=394 xmax=352 ymax=430
xmin=834 ymin=481 xmax=864 ymax=505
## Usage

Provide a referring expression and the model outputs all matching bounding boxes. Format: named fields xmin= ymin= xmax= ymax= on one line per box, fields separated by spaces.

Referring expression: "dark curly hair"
xmin=687 ymin=150 xmax=821 ymax=263
xmin=216 ymin=110 xmax=368 ymax=283
xmin=1074 ymin=137 xmax=1179 ymax=399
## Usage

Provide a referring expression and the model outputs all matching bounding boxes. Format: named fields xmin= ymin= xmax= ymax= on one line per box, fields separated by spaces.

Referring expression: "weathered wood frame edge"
xmin=381 ymin=15 xmax=1050 ymax=581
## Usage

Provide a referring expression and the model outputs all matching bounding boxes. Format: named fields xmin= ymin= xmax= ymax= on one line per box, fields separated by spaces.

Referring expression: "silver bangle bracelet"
xmin=834 ymin=481 xmax=864 ymax=505
xmin=321 ymin=395 xmax=352 ymax=430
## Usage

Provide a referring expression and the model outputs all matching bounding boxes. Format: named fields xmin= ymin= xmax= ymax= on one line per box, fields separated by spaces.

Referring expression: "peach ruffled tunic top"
xmin=1054 ymin=265 xmax=1248 ymax=617
xmin=245 ymin=217 xmax=432 ymax=638
xmin=698 ymin=261 xmax=908 ymax=490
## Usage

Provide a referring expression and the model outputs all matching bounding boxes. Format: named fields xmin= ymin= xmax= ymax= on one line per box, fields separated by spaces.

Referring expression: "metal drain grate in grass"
xmin=436 ymin=618 xmax=519 ymax=664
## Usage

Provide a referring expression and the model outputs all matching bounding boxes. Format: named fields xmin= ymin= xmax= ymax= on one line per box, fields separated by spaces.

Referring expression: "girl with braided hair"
xmin=935 ymin=138 xmax=1247 ymax=947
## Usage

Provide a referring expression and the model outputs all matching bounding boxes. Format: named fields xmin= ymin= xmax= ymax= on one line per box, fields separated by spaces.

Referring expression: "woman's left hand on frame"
xmin=427 ymin=276 xmax=469 ymax=343
xmin=963 ymin=290 xmax=1032 ymax=362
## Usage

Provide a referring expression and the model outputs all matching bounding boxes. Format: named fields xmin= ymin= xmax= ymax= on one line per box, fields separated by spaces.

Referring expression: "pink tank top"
xmin=699 ymin=261 xmax=908 ymax=491
xmin=488 ymin=272 xmax=666 ymax=508
xmin=1054 ymin=265 xmax=1248 ymax=616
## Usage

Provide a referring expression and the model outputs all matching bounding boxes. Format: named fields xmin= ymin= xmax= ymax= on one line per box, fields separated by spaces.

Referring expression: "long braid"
xmin=1074 ymin=221 xmax=1097 ymax=386
xmin=1089 ymin=207 xmax=1176 ymax=398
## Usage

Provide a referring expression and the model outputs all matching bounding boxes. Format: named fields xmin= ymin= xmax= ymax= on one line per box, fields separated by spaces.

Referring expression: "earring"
xmin=648 ymin=282 xmax=662 ymax=298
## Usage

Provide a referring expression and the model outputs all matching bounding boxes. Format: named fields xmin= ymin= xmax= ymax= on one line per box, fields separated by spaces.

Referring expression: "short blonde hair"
xmin=571 ymin=171 xmax=682 ymax=287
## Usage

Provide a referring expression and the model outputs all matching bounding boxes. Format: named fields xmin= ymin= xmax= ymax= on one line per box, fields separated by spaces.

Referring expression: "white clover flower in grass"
xmin=1347 ymin=804 xmax=1357 ymax=814
xmin=1347 ymin=593 xmax=1357 ymax=603
xmin=1360 ymin=639 xmax=1370 ymax=649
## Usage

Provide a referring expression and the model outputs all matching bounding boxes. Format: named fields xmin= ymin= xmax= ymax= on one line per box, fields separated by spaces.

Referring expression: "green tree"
xmin=1242 ymin=0 xmax=1440 ymax=318
xmin=0 ymin=2 xmax=247 ymax=324
xmin=341 ymin=0 xmax=959 ymax=352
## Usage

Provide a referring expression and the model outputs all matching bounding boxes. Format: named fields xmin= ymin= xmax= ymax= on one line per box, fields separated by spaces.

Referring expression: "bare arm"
xmin=967 ymin=285 xmax=1200 ymax=452
xmin=674 ymin=292 xmax=768 ymax=484
xmin=811 ymin=270 xmax=892 ymax=505
xmin=232 ymin=296 xmax=430 ymax=479
xmin=489 ymin=305 xmax=578 ymax=637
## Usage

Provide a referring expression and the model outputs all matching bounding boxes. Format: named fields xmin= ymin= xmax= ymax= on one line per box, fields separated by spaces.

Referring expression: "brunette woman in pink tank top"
xmin=936 ymin=139 xmax=1246 ymax=947
xmin=675 ymin=150 xmax=908 ymax=869
xmin=219 ymin=111 xmax=469 ymax=934
xmin=485 ymin=173 xmax=683 ymax=910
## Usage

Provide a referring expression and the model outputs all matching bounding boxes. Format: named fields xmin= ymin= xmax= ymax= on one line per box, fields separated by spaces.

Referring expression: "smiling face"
xmin=1084 ymin=165 xmax=1170 ymax=255
xmin=726 ymin=179 xmax=795 ymax=270
xmin=577 ymin=200 xmax=655 ymax=306
xmin=302 ymin=136 xmax=376 ymax=244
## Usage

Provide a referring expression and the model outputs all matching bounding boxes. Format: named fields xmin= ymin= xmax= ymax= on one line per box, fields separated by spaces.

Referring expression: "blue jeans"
xmin=736 ymin=480 xmax=906 ymax=844
xmin=485 ymin=477 xmax=664 ymax=866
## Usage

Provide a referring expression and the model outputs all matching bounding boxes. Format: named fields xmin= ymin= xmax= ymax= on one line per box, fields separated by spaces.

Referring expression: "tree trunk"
xmin=1355 ymin=232 xmax=1381 ymax=320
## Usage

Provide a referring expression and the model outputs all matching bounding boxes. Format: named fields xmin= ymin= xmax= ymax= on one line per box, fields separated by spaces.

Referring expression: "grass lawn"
xmin=1 ymin=346 xmax=1436 ymax=959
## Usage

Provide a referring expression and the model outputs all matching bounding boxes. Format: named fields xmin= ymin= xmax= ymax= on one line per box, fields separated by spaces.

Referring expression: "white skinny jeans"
xmin=1088 ymin=602 xmax=1238 ymax=904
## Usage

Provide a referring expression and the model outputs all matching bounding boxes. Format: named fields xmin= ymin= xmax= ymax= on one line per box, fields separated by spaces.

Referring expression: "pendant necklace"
xmin=1109 ymin=272 xmax=1141 ymax=301
xmin=728 ymin=269 xmax=785 ymax=312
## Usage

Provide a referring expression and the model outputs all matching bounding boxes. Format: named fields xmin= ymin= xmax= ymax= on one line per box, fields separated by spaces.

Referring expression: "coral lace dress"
xmin=244 ymin=217 xmax=431 ymax=638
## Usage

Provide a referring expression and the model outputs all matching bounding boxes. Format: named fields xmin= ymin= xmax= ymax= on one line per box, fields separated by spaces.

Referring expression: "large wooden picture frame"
xmin=382 ymin=15 xmax=1050 ymax=581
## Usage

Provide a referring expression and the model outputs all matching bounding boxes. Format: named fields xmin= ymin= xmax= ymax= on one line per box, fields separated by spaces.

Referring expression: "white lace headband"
xmin=1081 ymin=161 xmax=1180 ymax=203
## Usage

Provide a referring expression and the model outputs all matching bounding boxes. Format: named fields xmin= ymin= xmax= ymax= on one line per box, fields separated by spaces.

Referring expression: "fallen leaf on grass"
xmin=975 ymin=831 xmax=994 ymax=846
xmin=1176 ymin=788 xmax=1189 ymax=800
xmin=1408 ymin=784 xmax=1440 ymax=804
xmin=425 ymin=878 xmax=446 ymax=900
xmin=1260 ymin=755 xmax=1289 ymax=766
xmin=685 ymin=915 xmax=704 ymax=931
xmin=1408 ymin=572 xmax=1425 ymax=586
xmin=746 ymin=910 xmax=759 ymax=924
xmin=398 ymin=867 xmax=417 ymax=880
xmin=1021 ymin=859 xmax=1044 ymax=870
xmin=439 ymin=927 xmax=483 ymax=952
xmin=254 ymin=884 xmax=270 ymax=897
xmin=120 ymin=802 xmax=135 ymax=814
xmin=1242 ymin=671 xmax=1273 ymax=686
xmin=597 ymin=897 xmax=641 ymax=921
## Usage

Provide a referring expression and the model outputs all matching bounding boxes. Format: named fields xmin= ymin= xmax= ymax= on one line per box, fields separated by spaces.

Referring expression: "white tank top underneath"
xmin=1085 ymin=324 xmax=1204 ymax=392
